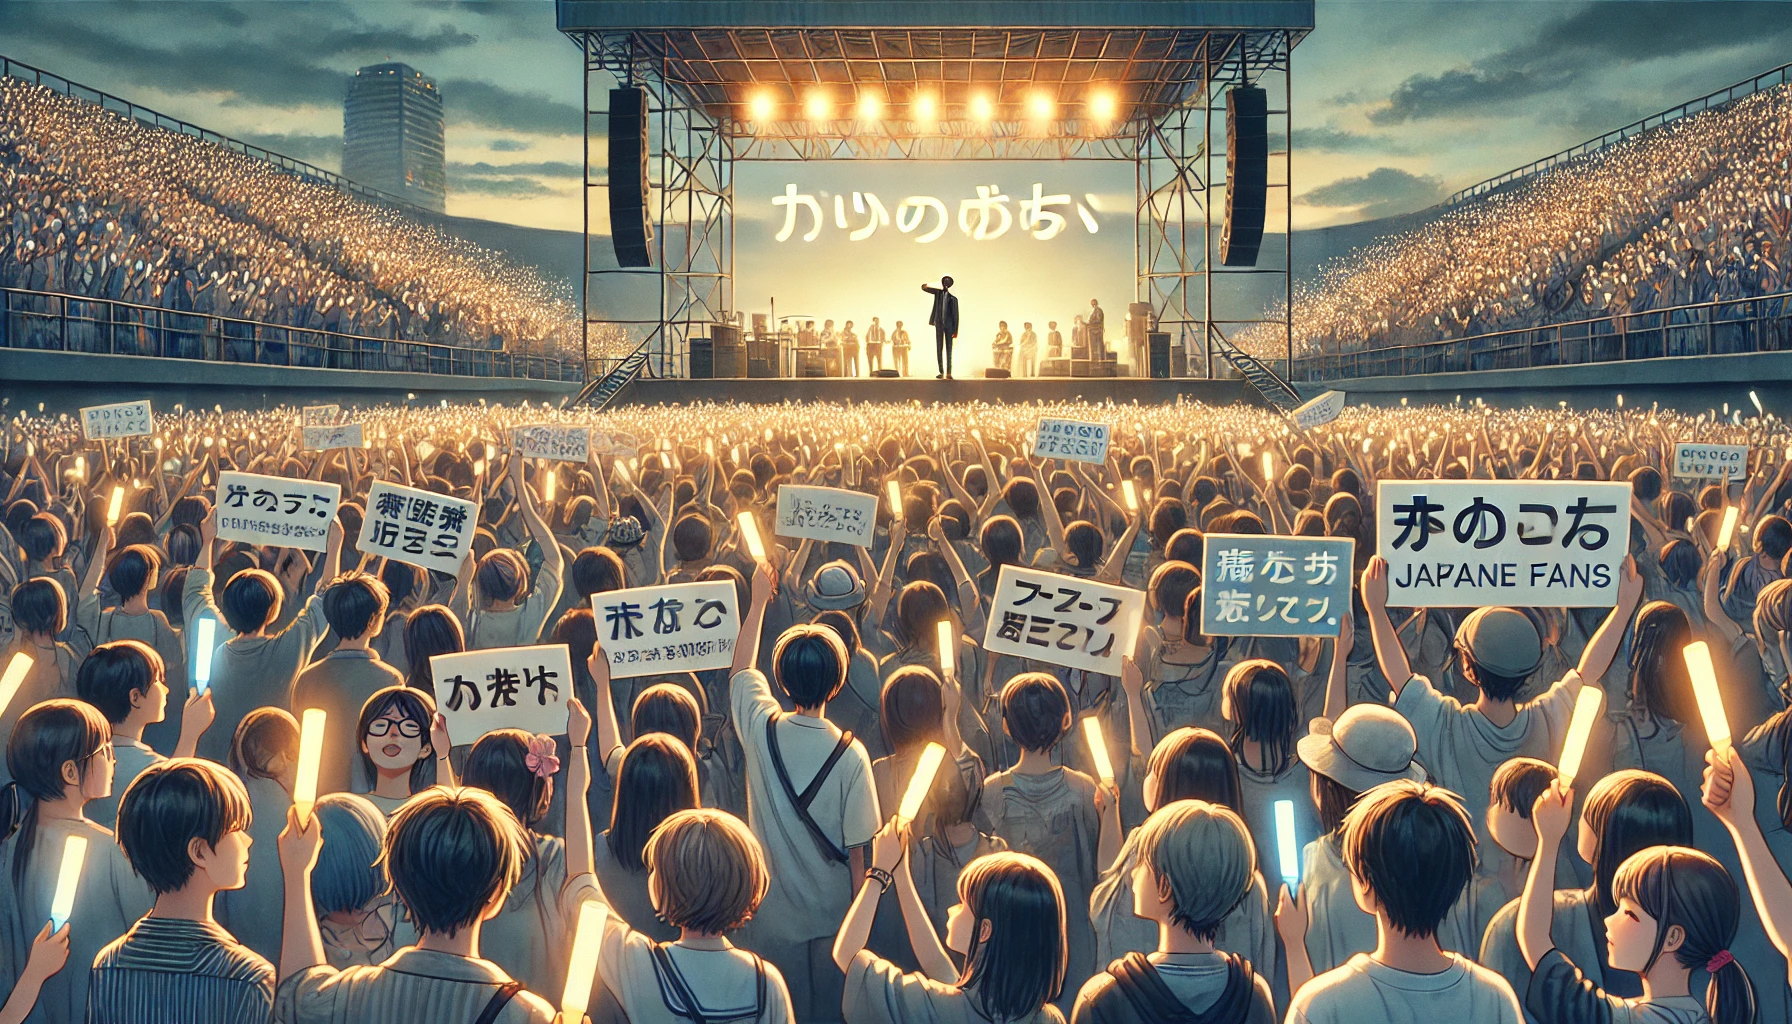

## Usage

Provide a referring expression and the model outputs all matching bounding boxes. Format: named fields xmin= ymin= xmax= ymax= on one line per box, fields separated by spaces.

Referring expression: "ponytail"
xmin=1613 ymin=845 xmax=1756 ymax=1024
xmin=6 ymin=700 xmax=110 ymax=901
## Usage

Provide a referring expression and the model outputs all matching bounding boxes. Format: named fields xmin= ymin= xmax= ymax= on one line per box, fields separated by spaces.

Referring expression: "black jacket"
xmin=924 ymin=284 xmax=959 ymax=336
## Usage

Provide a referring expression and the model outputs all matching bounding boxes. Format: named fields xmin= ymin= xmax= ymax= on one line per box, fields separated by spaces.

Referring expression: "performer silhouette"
xmin=921 ymin=276 xmax=959 ymax=379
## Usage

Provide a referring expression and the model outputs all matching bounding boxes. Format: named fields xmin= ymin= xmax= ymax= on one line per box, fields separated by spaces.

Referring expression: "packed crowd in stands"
xmin=1246 ymin=82 xmax=1792 ymax=362
xmin=0 ymin=77 xmax=578 ymax=355
xmin=1 ymin=394 xmax=1792 ymax=1023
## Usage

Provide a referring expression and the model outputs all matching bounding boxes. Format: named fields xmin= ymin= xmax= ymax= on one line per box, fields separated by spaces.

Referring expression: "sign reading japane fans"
xmin=430 ymin=644 xmax=572 ymax=745
xmin=359 ymin=481 xmax=478 ymax=575
xmin=80 ymin=401 xmax=154 ymax=440
xmin=302 ymin=405 xmax=341 ymax=427
xmin=1376 ymin=480 xmax=1631 ymax=607
xmin=302 ymin=424 xmax=364 ymax=451
xmin=982 ymin=564 xmax=1145 ymax=676
xmin=1032 ymin=418 xmax=1110 ymax=464
xmin=515 ymin=424 xmax=590 ymax=462
xmin=1200 ymin=534 xmax=1355 ymax=637
xmin=592 ymin=581 xmax=739 ymax=678
xmin=1673 ymin=441 xmax=1747 ymax=479
xmin=214 ymin=471 xmax=340 ymax=552
xmin=774 ymin=484 xmax=878 ymax=547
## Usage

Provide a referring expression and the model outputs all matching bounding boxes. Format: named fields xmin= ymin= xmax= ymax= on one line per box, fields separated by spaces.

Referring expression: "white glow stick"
xmin=887 ymin=479 xmax=903 ymax=520
xmin=106 ymin=485 xmax=124 ymax=526
xmin=1752 ymin=390 xmax=1764 ymax=416
xmin=1683 ymin=641 xmax=1731 ymax=751
xmin=1082 ymin=717 xmax=1114 ymax=785
xmin=0 ymin=653 xmax=33 ymax=719
xmin=293 ymin=708 xmax=327 ymax=825
xmin=897 ymin=742 xmax=947 ymax=822
xmin=737 ymin=512 xmax=766 ymax=561
xmin=193 ymin=617 xmax=217 ymax=695
xmin=48 ymin=834 xmax=87 ymax=931
xmin=560 ymin=899 xmax=608 ymax=1020
xmin=1717 ymin=506 xmax=1740 ymax=551
xmin=937 ymin=620 xmax=955 ymax=681
xmin=1121 ymin=479 xmax=1138 ymax=511
xmin=74 ymin=456 xmax=85 ymax=481
xmin=1556 ymin=686 xmax=1604 ymax=785
xmin=544 ymin=471 xmax=557 ymax=503
xmin=1261 ymin=452 xmax=1273 ymax=482
xmin=1274 ymin=799 xmax=1300 ymax=885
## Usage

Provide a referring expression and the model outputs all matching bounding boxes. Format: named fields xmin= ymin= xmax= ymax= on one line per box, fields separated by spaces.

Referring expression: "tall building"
xmin=343 ymin=63 xmax=446 ymax=213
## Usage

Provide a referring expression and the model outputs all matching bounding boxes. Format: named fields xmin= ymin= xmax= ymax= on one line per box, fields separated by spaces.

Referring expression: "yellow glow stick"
xmin=737 ymin=512 xmax=766 ymax=561
xmin=1261 ymin=452 xmax=1273 ymax=481
xmin=1121 ymin=479 xmax=1138 ymax=511
xmin=48 ymin=834 xmax=87 ymax=931
xmin=1274 ymin=799 xmax=1300 ymax=884
xmin=1683 ymin=641 xmax=1731 ymax=750
xmin=106 ymin=485 xmax=124 ymax=526
xmin=897 ymin=742 xmax=947 ymax=822
xmin=0 ymin=653 xmax=33 ymax=721
xmin=74 ymin=456 xmax=85 ymax=481
xmin=559 ymin=900 xmax=608 ymax=1021
xmin=887 ymin=479 xmax=903 ymax=519
xmin=544 ymin=471 xmax=557 ymax=503
xmin=1083 ymin=717 xmax=1114 ymax=784
xmin=1717 ymin=506 xmax=1739 ymax=551
xmin=293 ymin=708 xmax=327 ymax=825
xmin=936 ymin=619 xmax=955 ymax=680
xmin=1556 ymin=686 xmax=1604 ymax=785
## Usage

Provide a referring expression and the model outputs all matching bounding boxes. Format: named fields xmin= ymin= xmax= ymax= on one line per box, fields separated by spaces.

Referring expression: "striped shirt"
xmin=86 ymin=916 xmax=275 ymax=1024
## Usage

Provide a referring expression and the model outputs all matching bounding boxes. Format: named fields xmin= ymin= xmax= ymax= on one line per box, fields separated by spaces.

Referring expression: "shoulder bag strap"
xmin=764 ymin=713 xmax=851 ymax=863
xmin=473 ymin=981 xmax=523 ymax=1024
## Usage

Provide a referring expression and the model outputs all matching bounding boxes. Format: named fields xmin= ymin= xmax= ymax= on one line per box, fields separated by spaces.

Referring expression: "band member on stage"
xmin=842 ymin=321 xmax=861 ymax=378
xmin=922 ymin=277 xmax=959 ymax=379
xmin=992 ymin=321 xmax=1013 ymax=373
xmin=1087 ymin=299 xmax=1106 ymax=359
xmin=822 ymin=319 xmax=840 ymax=376
xmin=892 ymin=321 xmax=911 ymax=377
xmin=1047 ymin=321 xmax=1063 ymax=359
xmin=865 ymin=318 xmax=886 ymax=374
xmin=1018 ymin=323 xmax=1038 ymax=378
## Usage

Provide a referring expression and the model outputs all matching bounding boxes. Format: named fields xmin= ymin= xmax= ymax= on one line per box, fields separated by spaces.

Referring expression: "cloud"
xmin=438 ymin=78 xmax=580 ymax=134
xmin=487 ymin=138 xmax=533 ymax=152
xmin=1291 ymin=125 xmax=1410 ymax=154
xmin=1299 ymin=167 xmax=1444 ymax=218
xmin=450 ymin=175 xmax=557 ymax=197
xmin=237 ymin=131 xmax=342 ymax=165
xmin=1367 ymin=1 xmax=1792 ymax=124
xmin=447 ymin=160 xmax=581 ymax=178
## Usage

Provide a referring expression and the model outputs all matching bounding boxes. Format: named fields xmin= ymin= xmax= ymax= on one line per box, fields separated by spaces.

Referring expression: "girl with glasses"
xmin=354 ymin=686 xmax=453 ymax=818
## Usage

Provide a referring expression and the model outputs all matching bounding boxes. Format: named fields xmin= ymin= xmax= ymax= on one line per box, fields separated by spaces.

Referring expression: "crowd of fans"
xmin=0 ymin=77 xmax=578 ymax=356
xmin=0 ymin=394 xmax=1789 ymax=1023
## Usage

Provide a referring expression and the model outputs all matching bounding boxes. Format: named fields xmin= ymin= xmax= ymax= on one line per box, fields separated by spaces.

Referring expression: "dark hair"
xmin=880 ymin=665 xmax=944 ymax=755
xmin=1582 ymin=769 xmax=1693 ymax=916
xmin=108 ymin=545 xmax=161 ymax=602
xmin=812 ymin=609 xmax=860 ymax=658
xmin=463 ymin=729 xmax=552 ymax=829
xmin=1148 ymin=561 xmax=1200 ymax=619
xmin=384 ymin=787 xmax=528 ymax=937
xmin=671 ymin=513 xmax=713 ymax=563
xmin=1490 ymin=757 xmax=1558 ymax=817
xmin=356 ymin=686 xmax=440 ymax=795
xmin=76 ymin=639 xmax=164 ymax=725
xmin=1148 ymin=499 xmax=1187 ymax=549
xmin=323 ymin=573 xmax=389 ymax=642
xmin=1460 ymin=639 xmax=1531 ymax=703
xmin=773 ymin=624 xmax=848 ymax=709
xmin=571 ymin=547 xmax=627 ymax=597
xmin=1147 ymin=727 xmax=1241 ymax=811
xmin=219 ymin=568 xmax=281 ymax=635
xmin=1063 ymin=520 xmax=1102 ymax=570
xmin=1628 ymin=466 xmax=1664 ymax=504
xmin=475 ymin=549 xmax=528 ymax=605
xmin=1222 ymin=660 xmax=1297 ymax=777
xmin=160 ymin=567 xmax=191 ymax=629
xmin=19 ymin=514 xmax=66 ymax=562
xmin=607 ymin=734 xmax=700 ymax=872
xmin=165 ymin=524 xmax=202 ymax=567
xmin=7 ymin=700 xmax=110 ymax=900
xmin=956 ymin=852 xmax=1067 ymax=1021
xmin=631 ymin=683 xmax=702 ymax=750
xmin=311 ymin=794 xmax=388 ymax=915
xmin=1758 ymin=515 xmax=1792 ymax=560
xmin=10 ymin=577 xmax=65 ymax=637
xmin=1311 ymin=770 xmax=1361 ymax=836
xmin=980 ymin=516 xmax=1023 ymax=567
xmin=1659 ymin=539 xmax=1702 ymax=589
xmin=115 ymin=758 xmax=252 ymax=895
xmin=895 ymin=582 xmax=951 ymax=658
xmin=1627 ymin=601 xmax=1697 ymax=724
xmin=379 ymin=559 xmax=427 ymax=610
xmin=1000 ymin=673 xmax=1072 ymax=753
xmin=1002 ymin=478 xmax=1041 ymax=520
xmin=404 ymin=605 xmax=465 ymax=692
xmin=1614 ymin=847 xmax=1756 ymax=1024
xmin=1341 ymin=781 xmax=1475 ymax=939
xmin=230 ymin=707 xmax=300 ymax=780
xmin=1165 ymin=528 xmax=1203 ymax=566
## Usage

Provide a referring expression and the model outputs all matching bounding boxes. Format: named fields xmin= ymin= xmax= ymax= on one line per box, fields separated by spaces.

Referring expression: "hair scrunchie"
xmin=1706 ymin=949 xmax=1735 ymax=973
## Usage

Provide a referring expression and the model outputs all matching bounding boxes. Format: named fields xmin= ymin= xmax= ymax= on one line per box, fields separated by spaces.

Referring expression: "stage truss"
xmin=571 ymin=25 xmax=1301 ymax=379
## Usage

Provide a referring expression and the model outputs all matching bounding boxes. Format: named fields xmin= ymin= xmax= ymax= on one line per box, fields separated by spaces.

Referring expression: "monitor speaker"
xmin=1222 ymin=85 xmax=1268 ymax=267
xmin=609 ymin=88 xmax=653 ymax=268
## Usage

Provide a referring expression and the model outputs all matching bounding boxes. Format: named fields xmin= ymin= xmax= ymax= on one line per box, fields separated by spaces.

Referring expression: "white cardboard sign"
xmin=591 ymin=581 xmax=740 ymax=678
xmin=1032 ymin=418 xmax=1111 ymax=464
xmin=302 ymin=424 xmax=364 ymax=451
xmin=80 ymin=401 xmax=154 ymax=440
xmin=358 ymin=481 xmax=478 ymax=576
xmin=214 ymin=471 xmax=340 ymax=551
xmin=1673 ymin=441 xmax=1747 ymax=479
xmin=981 ymin=564 xmax=1146 ymax=676
xmin=516 ymin=424 xmax=591 ymax=462
xmin=774 ymin=484 xmax=879 ymax=548
xmin=302 ymin=405 xmax=341 ymax=427
xmin=430 ymin=644 xmax=573 ymax=745
xmin=1293 ymin=390 xmax=1346 ymax=430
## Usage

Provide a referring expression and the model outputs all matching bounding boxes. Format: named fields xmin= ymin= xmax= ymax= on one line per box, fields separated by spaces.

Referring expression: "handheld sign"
xmin=738 ymin=511 xmax=767 ymax=561
xmin=516 ymin=424 xmax=591 ymax=463
xmin=1033 ymin=418 xmax=1110 ymax=464
xmin=1201 ymin=535 xmax=1354 ymax=637
xmin=1717 ymin=506 xmax=1740 ymax=552
xmin=293 ymin=708 xmax=327 ymax=826
xmin=301 ymin=404 xmax=341 ymax=427
xmin=560 ymin=900 xmax=609 ymax=1023
xmin=430 ymin=644 xmax=574 ymax=747
xmin=215 ymin=471 xmax=341 ymax=552
xmin=936 ymin=620 xmax=955 ymax=681
xmin=886 ymin=479 xmax=903 ymax=520
xmin=1376 ymin=480 xmax=1631 ymax=608
xmin=591 ymin=582 xmax=739 ymax=678
xmin=0 ymin=653 xmax=33 ymax=720
xmin=1293 ymin=390 xmax=1346 ymax=430
xmin=982 ymin=565 xmax=1146 ymax=677
xmin=1556 ymin=686 xmax=1604 ymax=785
xmin=1683 ymin=641 xmax=1731 ymax=751
xmin=302 ymin=424 xmax=364 ymax=451
xmin=1673 ymin=442 xmax=1747 ymax=480
xmin=192 ymin=617 xmax=218 ymax=696
xmin=48 ymin=835 xmax=88 ymax=931
xmin=897 ymin=742 xmax=947 ymax=823
xmin=1274 ymin=800 xmax=1300 ymax=886
xmin=106 ymin=486 xmax=124 ymax=526
xmin=1082 ymin=717 xmax=1114 ymax=785
xmin=359 ymin=481 xmax=478 ymax=576
xmin=775 ymin=484 xmax=878 ymax=548
xmin=80 ymin=400 xmax=153 ymax=440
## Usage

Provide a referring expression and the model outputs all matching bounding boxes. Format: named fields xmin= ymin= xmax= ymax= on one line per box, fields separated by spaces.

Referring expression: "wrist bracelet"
xmin=866 ymin=867 xmax=895 ymax=891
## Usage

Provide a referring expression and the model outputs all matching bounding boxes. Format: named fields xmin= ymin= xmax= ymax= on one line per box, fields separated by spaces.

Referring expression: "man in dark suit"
xmin=921 ymin=276 xmax=959 ymax=379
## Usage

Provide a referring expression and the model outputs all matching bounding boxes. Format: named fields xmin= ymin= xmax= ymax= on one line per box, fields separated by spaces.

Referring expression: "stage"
xmin=612 ymin=375 xmax=1263 ymax=408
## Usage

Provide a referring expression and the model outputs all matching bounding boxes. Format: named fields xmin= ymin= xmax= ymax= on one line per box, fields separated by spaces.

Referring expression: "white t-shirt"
xmin=1288 ymin=953 xmax=1522 ymax=1024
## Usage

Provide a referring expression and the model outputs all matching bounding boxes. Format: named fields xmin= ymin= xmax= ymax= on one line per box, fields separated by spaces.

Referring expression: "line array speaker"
xmin=1222 ymin=85 xmax=1268 ymax=267
xmin=608 ymin=87 xmax=653 ymax=268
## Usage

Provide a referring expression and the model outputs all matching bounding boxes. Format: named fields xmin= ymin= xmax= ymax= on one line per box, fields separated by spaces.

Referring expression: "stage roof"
xmin=558 ymin=1 xmax=1315 ymax=31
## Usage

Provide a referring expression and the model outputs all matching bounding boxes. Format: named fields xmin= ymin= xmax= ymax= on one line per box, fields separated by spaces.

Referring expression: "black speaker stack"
xmin=609 ymin=88 xmax=653 ymax=268
xmin=1222 ymin=85 xmax=1268 ymax=267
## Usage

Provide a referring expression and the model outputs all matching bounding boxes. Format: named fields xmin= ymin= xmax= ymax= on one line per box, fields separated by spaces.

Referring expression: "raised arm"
xmin=731 ymin=559 xmax=776 ymax=678
xmin=565 ymin=698 xmax=594 ymax=882
xmin=79 ymin=523 xmax=114 ymax=606
xmin=1705 ymin=746 xmax=1792 ymax=978
xmin=1323 ymin=610 xmax=1354 ymax=723
xmin=1702 ymin=549 xmax=1745 ymax=647
xmin=513 ymin=455 xmax=563 ymax=581
xmin=782 ymin=537 xmax=816 ymax=599
xmin=1120 ymin=656 xmax=1152 ymax=759
xmin=1575 ymin=556 xmax=1642 ymax=683
xmin=1518 ymin=779 xmax=1575 ymax=970
xmin=312 ymin=518 xmax=344 ymax=597
xmin=929 ymin=517 xmax=984 ymax=634
xmin=587 ymin=644 xmax=624 ymax=772
xmin=864 ymin=518 xmax=907 ymax=627
xmin=1360 ymin=556 xmax=1413 ymax=696
xmin=1094 ymin=505 xmax=1142 ymax=584
xmin=276 ymin=806 xmax=327 ymax=982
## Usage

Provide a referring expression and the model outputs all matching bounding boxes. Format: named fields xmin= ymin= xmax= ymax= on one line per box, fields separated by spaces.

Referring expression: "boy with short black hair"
xmin=91 ymin=758 xmax=275 ymax=1021
xmin=1287 ymin=780 xmax=1522 ymax=1024
xmin=76 ymin=639 xmax=213 ymax=826
xmin=290 ymin=573 xmax=404 ymax=795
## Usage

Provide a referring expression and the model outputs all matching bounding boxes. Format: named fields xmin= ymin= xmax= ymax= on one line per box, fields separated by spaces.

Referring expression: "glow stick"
xmin=1274 ymin=799 xmax=1300 ymax=885
xmin=544 ymin=471 xmax=557 ymax=503
xmin=897 ymin=742 xmax=947 ymax=822
xmin=737 ymin=512 xmax=766 ymax=561
xmin=1082 ymin=717 xmax=1114 ymax=785
xmin=1556 ymin=686 xmax=1604 ymax=785
xmin=473 ymin=459 xmax=486 ymax=477
xmin=0 ymin=653 xmax=34 ymax=718
xmin=1683 ymin=641 xmax=1731 ymax=751
xmin=887 ymin=479 xmax=902 ymax=519
xmin=293 ymin=708 xmax=327 ymax=825
xmin=74 ymin=456 xmax=85 ymax=481
xmin=1121 ymin=479 xmax=1138 ymax=511
xmin=1261 ymin=452 xmax=1273 ymax=482
xmin=48 ymin=835 xmax=87 ymax=931
xmin=936 ymin=619 xmax=955 ymax=681
xmin=1751 ymin=390 xmax=1763 ymax=416
xmin=193 ymin=617 xmax=217 ymax=695
xmin=106 ymin=486 xmax=124 ymax=526
xmin=1718 ymin=506 xmax=1740 ymax=551
xmin=559 ymin=900 xmax=608 ymax=1020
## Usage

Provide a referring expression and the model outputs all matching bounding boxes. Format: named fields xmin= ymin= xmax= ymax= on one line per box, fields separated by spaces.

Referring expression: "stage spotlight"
xmin=856 ymin=91 xmax=883 ymax=120
xmin=1026 ymin=92 xmax=1054 ymax=121
xmin=970 ymin=92 xmax=994 ymax=123
xmin=914 ymin=91 xmax=938 ymax=124
xmin=1089 ymin=88 xmax=1118 ymax=122
xmin=747 ymin=92 xmax=776 ymax=122
xmin=804 ymin=91 xmax=832 ymax=121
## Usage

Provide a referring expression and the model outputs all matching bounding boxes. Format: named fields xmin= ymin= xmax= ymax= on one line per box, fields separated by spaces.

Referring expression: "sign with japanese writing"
xmin=1376 ymin=480 xmax=1631 ymax=607
xmin=1293 ymin=391 xmax=1346 ymax=430
xmin=80 ymin=401 xmax=153 ymax=440
xmin=982 ymin=565 xmax=1146 ymax=676
xmin=515 ymin=424 xmax=591 ymax=462
xmin=430 ymin=644 xmax=572 ymax=745
xmin=1032 ymin=418 xmax=1110 ymax=464
xmin=1673 ymin=441 xmax=1747 ymax=479
xmin=358 ymin=481 xmax=478 ymax=576
xmin=591 ymin=581 xmax=740 ymax=678
xmin=774 ymin=484 xmax=878 ymax=548
xmin=1200 ymin=534 xmax=1355 ymax=637
xmin=214 ymin=471 xmax=340 ymax=552
xmin=302 ymin=424 xmax=364 ymax=451
xmin=301 ymin=405 xmax=340 ymax=427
